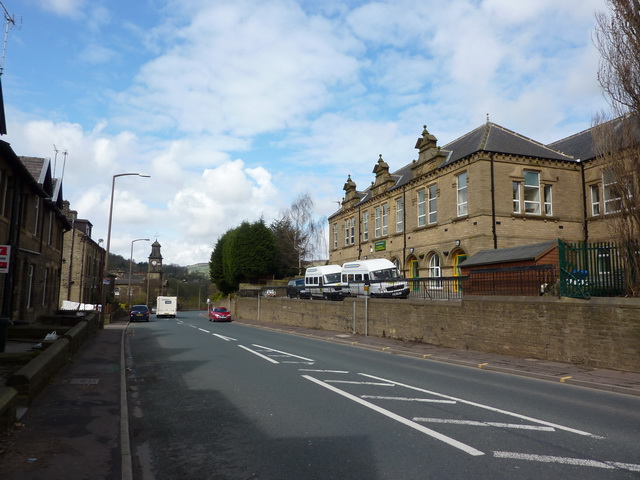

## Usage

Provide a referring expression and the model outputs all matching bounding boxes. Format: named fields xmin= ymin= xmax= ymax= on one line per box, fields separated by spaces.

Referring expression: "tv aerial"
xmin=0 ymin=1 xmax=21 ymax=76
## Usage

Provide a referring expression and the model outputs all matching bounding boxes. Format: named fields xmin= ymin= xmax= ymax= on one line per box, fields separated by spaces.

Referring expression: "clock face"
xmin=151 ymin=260 xmax=158 ymax=266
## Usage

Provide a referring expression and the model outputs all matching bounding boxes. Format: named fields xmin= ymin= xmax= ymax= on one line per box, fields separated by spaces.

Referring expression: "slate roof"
xmin=458 ymin=240 xmax=557 ymax=268
xmin=548 ymin=127 xmax=596 ymax=161
xmin=442 ymin=122 xmax=575 ymax=166
xmin=341 ymin=122 xmax=576 ymax=212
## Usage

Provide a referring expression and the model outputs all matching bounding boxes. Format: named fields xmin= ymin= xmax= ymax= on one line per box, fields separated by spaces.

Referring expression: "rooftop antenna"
xmin=60 ymin=149 xmax=68 ymax=181
xmin=0 ymin=1 xmax=20 ymax=77
xmin=53 ymin=145 xmax=59 ymax=176
xmin=0 ymin=2 xmax=20 ymax=135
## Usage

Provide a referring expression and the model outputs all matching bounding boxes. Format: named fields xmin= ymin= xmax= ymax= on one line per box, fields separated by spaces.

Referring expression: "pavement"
xmin=0 ymin=315 xmax=639 ymax=479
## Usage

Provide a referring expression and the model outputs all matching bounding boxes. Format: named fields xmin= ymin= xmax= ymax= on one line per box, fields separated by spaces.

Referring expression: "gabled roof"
xmin=459 ymin=240 xmax=557 ymax=268
xmin=20 ymin=156 xmax=54 ymax=196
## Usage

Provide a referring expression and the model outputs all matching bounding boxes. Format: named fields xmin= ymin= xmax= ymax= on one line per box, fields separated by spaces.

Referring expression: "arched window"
xmin=428 ymin=254 xmax=441 ymax=278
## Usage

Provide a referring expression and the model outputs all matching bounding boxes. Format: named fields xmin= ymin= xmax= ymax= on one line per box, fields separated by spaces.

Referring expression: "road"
xmin=126 ymin=310 xmax=640 ymax=480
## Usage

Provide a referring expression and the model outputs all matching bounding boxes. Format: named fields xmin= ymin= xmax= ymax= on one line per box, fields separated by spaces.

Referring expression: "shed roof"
xmin=459 ymin=240 xmax=557 ymax=268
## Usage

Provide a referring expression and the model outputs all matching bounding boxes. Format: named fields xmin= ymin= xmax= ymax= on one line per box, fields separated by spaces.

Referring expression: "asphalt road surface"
xmin=126 ymin=310 xmax=640 ymax=480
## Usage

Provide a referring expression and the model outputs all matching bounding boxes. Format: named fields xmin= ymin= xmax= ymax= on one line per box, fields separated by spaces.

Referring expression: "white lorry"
xmin=304 ymin=265 xmax=345 ymax=300
xmin=156 ymin=296 xmax=178 ymax=318
xmin=341 ymin=259 xmax=410 ymax=298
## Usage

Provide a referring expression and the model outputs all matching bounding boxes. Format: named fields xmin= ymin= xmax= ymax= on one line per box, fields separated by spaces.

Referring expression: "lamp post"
xmin=102 ymin=173 xmax=150 ymax=322
xmin=128 ymin=238 xmax=150 ymax=308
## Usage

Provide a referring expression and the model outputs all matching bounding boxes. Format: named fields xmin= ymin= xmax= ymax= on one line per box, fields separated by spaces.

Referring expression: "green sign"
xmin=374 ymin=240 xmax=386 ymax=252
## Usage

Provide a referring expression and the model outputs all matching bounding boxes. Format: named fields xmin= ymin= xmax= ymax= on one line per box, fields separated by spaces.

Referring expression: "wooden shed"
xmin=459 ymin=240 xmax=558 ymax=296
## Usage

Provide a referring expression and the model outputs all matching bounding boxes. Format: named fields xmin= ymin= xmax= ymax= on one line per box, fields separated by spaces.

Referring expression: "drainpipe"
xmin=402 ymin=184 xmax=407 ymax=275
xmin=579 ymin=160 xmax=589 ymax=242
xmin=490 ymin=153 xmax=498 ymax=249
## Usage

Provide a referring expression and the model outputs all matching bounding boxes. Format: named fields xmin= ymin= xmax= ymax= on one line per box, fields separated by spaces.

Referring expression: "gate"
xmin=558 ymin=240 xmax=625 ymax=298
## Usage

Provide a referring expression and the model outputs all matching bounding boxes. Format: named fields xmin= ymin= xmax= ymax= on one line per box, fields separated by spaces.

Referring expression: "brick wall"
xmin=233 ymin=295 xmax=640 ymax=373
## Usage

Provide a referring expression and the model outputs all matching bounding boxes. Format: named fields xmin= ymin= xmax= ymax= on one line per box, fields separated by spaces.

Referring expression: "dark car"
xmin=286 ymin=278 xmax=309 ymax=298
xmin=209 ymin=307 xmax=232 ymax=322
xmin=129 ymin=305 xmax=150 ymax=322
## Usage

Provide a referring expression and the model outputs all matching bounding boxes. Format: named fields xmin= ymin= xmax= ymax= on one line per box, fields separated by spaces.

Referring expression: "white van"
xmin=156 ymin=296 xmax=178 ymax=317
xmin=304 ymin=265 xmax=345 ymax=300
xmin=341 ymin=259 xmax=410 ymax=298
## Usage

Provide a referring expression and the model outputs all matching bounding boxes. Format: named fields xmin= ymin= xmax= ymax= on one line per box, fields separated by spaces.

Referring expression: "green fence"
xmin=558 ymin=240 xmax=625 ymax=298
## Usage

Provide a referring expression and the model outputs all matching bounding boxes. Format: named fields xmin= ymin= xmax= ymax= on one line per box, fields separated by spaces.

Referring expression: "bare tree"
xmin=274 ymin=193 xmax=326 ymax=276
xmin=593 ymin=0 xmax=640 ymax=295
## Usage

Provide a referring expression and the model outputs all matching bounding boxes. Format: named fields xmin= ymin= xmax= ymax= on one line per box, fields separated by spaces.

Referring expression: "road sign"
xmin=0 ymin=245 xmax=10 ymax=273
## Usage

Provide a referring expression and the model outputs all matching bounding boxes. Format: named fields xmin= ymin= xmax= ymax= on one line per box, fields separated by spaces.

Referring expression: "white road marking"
xmin=359 ymin=373 xmax=599 ymax=438
xmin=198 ymin=328 xmax=210 ymax=333
xmin=326 ymin=380 xmax=395 ymax=386
xmin=363 ymin=396 xmax=456 ymax=404
xmin=303 ymin=375 xmax=484 ymax=457
xmin=414 ymin=418 xmax=555 ymax=431
xmin=239 ymin=345 xmax=280 ymax=363
xmin=494 ymin=452 xmax=640 ymax=472
xmin=299 ymin=369 xmax=350 ymax=374
xmin=251 ymin=344 xmax=315 ymax=362
xmin=213 ymin=333 xmax=237 ymax=342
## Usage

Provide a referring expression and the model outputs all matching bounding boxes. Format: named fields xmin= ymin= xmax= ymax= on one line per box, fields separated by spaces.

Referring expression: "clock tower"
xmin=147 ymin=240 xmax=164 ymax=302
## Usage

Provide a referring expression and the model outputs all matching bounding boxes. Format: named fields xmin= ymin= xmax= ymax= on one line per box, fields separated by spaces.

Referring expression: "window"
xmin=375 ymin=206 xmax=381 ymax=237
xmin=27 ymin=264 xmax=34 ymax=309
xmin=512 ymin=181 xmax=521 ymax=213
xmin=456 ymin=172 xmax=468 ymax=216
xmin=417 ymin=189 xmax=426 ymax=227
xmin=344 ymin=218 xmax=354 ymax=245
xmin=523 ymin=171 xmax=540 ymax=214
xmin=363 ymin=211 xmax=369 ymax=242
xmin=603 ymin=169 xmax=622 ymax=214
xmin=48 ymin=211 xmax=54 ymax=245
xmin=428 ymin=254 xmax=441 ymax=277
xmin=590 ymin=185 xmax=600 ymax=216
xmin=396 ymin=198 xmax=403 ymax=233
xmin=428 ymin=254 xmax=442 ymax=289
xmin=332 ymin=223 xmax=338 ymax=249
xmin=34 ymin=196 xmax=40 ymax=235
xmin=544 ymin=185 xmax=553 ymax=216
xmin=349 ymin=217 xmax=355 ymax=245
xmin=344 ymin=219 xmax=349 ymax=245
xmin=428 ymin=184 xmax=437 ymax=224
xmin=381 ymin=203 xmax=388 ymax=236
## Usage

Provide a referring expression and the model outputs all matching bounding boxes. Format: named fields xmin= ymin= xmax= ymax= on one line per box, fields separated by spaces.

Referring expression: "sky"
xmin=2 ymin=0 xmax=612 ymax=266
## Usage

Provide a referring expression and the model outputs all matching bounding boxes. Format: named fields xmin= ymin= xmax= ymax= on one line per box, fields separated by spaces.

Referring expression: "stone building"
xmin=0 ymin=148 xmax=71 ymax=323
xmin=59 ymin=201 xmax=104 ymax=309
xmin=328 ymin=120 xmax=625 ymax=279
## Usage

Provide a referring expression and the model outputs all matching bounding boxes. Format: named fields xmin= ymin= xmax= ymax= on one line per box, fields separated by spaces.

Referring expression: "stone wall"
xmin=232 ymin=295 xmax=640 ymax=373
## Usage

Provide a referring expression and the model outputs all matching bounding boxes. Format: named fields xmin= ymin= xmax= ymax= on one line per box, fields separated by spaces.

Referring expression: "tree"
xmin=209 ymin=220 xmax=279 ymax=294
xmin=272 ymin=193 xmax=326 ymax=276
xmin=594 ymin=0 xmax=640 ymax=296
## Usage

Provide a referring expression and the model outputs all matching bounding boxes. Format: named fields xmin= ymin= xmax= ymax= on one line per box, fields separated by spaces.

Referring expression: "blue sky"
xmin=3 ymin=0 xmax=610 ymax=265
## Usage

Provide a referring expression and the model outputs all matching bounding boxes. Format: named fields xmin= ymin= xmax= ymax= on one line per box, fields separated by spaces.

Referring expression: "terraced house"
xmin=0 ymin=145 xmax=72 ymax=323
xmin=328 ymin=119 xmax=629 ymax=280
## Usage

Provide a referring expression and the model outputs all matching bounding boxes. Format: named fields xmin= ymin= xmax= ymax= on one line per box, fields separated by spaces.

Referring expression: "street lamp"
xmin=102 ymin=173 xmax=150 ymax=320
xmin=128 ymin=238 xmax=150 ymax=308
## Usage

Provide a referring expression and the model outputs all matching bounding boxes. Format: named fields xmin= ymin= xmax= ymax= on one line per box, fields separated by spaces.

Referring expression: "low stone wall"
xmin=233 ymin=295 xmax=640 ymax=373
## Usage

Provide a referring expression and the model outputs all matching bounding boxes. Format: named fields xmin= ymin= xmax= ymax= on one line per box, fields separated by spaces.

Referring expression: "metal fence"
xmin=558 ymin=241 xmax=626 ymax=298
xmin=406 ymin=277 xmax=464 ymax=300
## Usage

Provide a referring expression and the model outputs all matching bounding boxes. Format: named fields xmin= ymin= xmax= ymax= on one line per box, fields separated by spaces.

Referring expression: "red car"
xmin=209 ymin=307 xmax=232 ymax=322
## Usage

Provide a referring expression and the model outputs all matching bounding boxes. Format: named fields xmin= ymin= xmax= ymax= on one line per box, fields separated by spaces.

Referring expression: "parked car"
xmin=209 ymin=307 xmax=232 ymax=322
xmin=129 ymin=305 xmax=150 ymax=322
xmin=286 ymin=278 xmax=309 ymax=298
